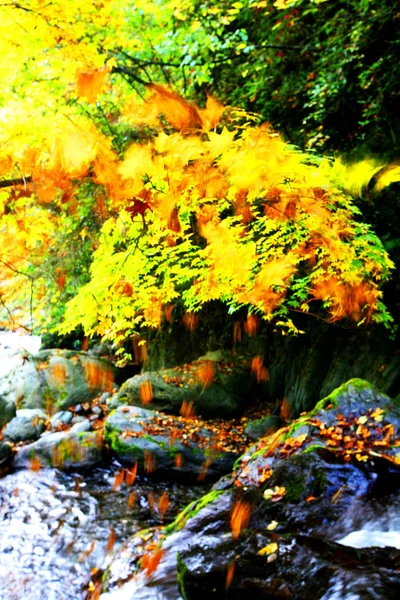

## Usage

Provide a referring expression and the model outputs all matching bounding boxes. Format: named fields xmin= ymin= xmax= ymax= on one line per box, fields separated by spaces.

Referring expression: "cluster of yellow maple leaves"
xmin=0 ymin=0 xmax=396 ymax=344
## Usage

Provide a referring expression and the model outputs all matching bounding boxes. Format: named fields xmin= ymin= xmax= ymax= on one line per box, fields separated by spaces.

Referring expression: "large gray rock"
xmin=244 ymin=414 xmax=282 ymax=441
xmin=115 ymin=350 xmax=257 ymax=419
xmin=2 ymin=408 xmax=48 ymax=443
xmin=13 ymin=428 xmax=103 ymax=470
xmin=0 ymin=349 xmax=116 ymax=415
xmin=105 ymin=405 xmax=240 ymax=479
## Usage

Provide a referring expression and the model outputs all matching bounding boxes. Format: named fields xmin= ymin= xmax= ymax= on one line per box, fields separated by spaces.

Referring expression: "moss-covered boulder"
xmin=244 ymin=414 xmax=282 ymax=441
xmin=113 ymin=351 xmax=258 ymax=419
xmin=104 ymin=405 xmax=241 ymax=480
xmin=0 ymin=394 xmax=16 ymax=429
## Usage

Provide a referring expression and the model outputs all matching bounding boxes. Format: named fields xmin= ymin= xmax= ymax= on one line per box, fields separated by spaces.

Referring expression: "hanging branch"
xmin=0 ymin=176 xmax=32 ymax=189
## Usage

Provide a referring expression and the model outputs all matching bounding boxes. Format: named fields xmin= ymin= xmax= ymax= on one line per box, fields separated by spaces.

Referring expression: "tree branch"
xmin=0 ymin=176 xmax=32 ymax=189
xmin=111 ymin=66 xmax=150 ymax=87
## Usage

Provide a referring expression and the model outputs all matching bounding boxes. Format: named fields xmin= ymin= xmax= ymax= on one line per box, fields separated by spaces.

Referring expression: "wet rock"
xmin=50 ymin=410 xmax=73 ymax=429
xmin=2 ymin=409 xmax=48 ymax=443
xmin=244 ymin=414 xmax=282 ymax=441
xmin=13 ymin=428 xmax=103 ymax=470
xmin=115 ymin=351 xmax=257 ymax=419
xmin=0 ymin=349 xmax=116 ymax=413
xmin=70 ymin=419 xmax=92 ymax=434
xmin=0 ymin=394 xmax=16 ymax=429
xmin=0 ymin=441 xmax=13 ymax=467
xmin=102 ymin=379 xmax=400 ymax=600
xmin=104 ymin=406 xmax=239 ymax=480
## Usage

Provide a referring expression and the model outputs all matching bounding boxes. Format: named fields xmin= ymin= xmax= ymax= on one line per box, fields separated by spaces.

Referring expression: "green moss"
xmin=105 ymin=427 xmax=142 ymax=458
xmin=315 ymin=379 xmax=373 ymax=411
xmin=165 ymin=490 xmax=223 ymax=535
xmin=301 ymin=443 xmax=326 ymax=454
xmin=282 ymin=469 xmax=307 ymax=503
xmin=176 ymin=553 xmax=190 ymax=600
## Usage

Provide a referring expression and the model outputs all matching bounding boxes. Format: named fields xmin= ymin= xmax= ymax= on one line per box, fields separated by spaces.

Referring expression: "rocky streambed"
xmin=0 ymin=465 xmax=209 ymax=600
xmin=1 ymin=335 xmax=400 ymax=599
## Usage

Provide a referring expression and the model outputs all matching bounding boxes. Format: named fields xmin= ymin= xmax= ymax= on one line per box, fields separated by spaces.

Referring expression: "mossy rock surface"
xmin=104 ymin=406 xmax=240 ymax=480
xmin=115 ymin=351 xmax=257 ymax=419
xmin=2 ymin=408 xmax=47 ymax=443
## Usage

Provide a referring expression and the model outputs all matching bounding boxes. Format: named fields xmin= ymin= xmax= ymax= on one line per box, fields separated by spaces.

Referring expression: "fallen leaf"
xmin=139 ymin=380 xmax=153 ymax=405
xmin=141 ymin=547 xmax=165 ymax=578
xmin=258 ymin=542 xmax=278 ymax=556
xmin=105 ymin=527 xmax=116 ymax=555
xmin=230 ymin=499 xmax=252 ymax=539
xmin=226 ymin=562 xmax=235 ymax=589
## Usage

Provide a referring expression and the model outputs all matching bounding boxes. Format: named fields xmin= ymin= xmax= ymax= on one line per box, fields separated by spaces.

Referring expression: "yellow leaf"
xmin=266 ymin=520 xmax=278 ymax=531
xmin=258 ymin=542 xmax=278 ymax=556
xmin=199 ymin=94 xmax=226 ymax=131
xmin=206 ymin=128 xmax=236 ymax=159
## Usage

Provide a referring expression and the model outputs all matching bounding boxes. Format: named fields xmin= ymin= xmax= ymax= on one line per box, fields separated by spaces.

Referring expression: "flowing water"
xmin=0 ymin=465 xmax=206 ymax=600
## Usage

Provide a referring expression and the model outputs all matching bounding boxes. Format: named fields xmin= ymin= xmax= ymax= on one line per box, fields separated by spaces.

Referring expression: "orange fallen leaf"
xmin=180 ymin=400 xmax=196 ymax=418
xmin=251 ymin=355 xmax=270 ymax=383
xmin=181 ymin=311 xmax=198 ymax=331
xmin=105 ymin=527 xmax=116 ymax=555
xmin=197 ymin=360 xmax=215 ymax=388
xmin=139 ymin=380 xmax=153 ymax=405
xmin=112 ymin=469 xmax=124 ymax=492
xmin=144 ymin=450 xmax=155 ymax=474
xmin=158 ymin=491 xmax=170 ymax=519
xmin=141 ymin=547 xmax=165 ymax=578
xmin=226 ymin=562 xmax=235 ymax=589
xmin=126 ymin=462 xmax=138 ymax=485
xmin=280 ymin=397 xmax=291 ymax=422
xmin=230 ymin=499 xmax=252 ymax=539
xmin=197 ymin=458 xmax=212 ymax=481
xmin=233 ymin=321 xmax=242 ymax=343
xmin=29 ymin=455 xmax=41 ymax=472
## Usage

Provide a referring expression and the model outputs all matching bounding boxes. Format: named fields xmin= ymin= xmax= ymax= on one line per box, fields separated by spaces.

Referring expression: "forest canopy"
xmin=0 ymin=0 xmax=399 ymax=357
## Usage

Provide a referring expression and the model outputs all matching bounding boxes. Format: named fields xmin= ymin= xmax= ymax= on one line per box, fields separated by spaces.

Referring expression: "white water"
xmin=0 ymin=332 xmax=41 ymax=376
xmin=337 ymin=529 xmax=400 ymax=550
xmin=320 ymin=500 xmax=400 ymax=600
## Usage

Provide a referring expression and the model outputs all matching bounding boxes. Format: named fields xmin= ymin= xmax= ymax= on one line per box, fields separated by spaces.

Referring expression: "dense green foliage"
xmin=111 ymin=0 xmax=400 ymax=157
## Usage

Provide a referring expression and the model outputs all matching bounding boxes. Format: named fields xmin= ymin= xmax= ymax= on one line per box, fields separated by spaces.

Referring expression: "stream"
xmin=0 ymin=464 xmax=207 ymax=600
